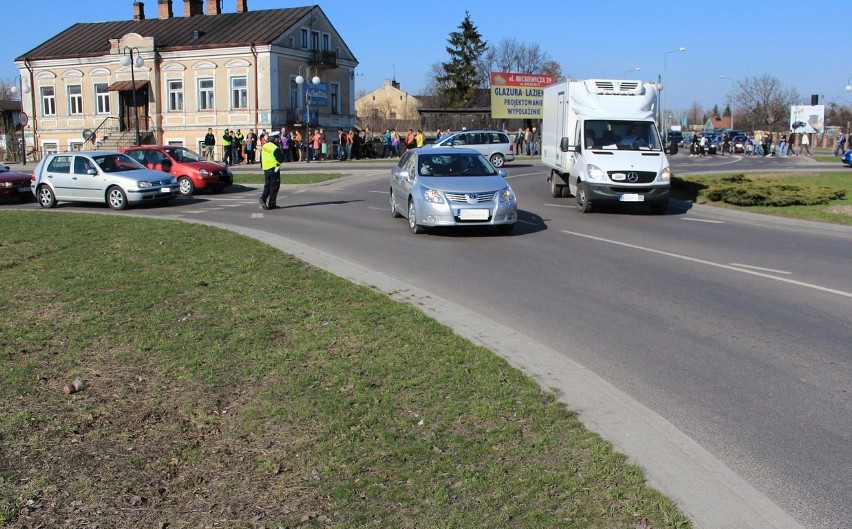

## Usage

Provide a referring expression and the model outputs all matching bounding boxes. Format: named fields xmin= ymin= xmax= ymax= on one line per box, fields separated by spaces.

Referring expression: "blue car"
xmin=842 ymin=149 xmax=852 ymax=168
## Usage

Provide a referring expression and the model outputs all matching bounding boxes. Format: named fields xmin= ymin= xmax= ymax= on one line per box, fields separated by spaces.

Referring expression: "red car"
xmin=0 ymin=164 xmax=34 ymax=202
xmin=121 ymin=146 xmax=233 ymax=196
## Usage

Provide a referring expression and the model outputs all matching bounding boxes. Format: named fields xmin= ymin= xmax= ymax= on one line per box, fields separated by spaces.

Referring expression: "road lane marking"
xmin=544 ymin=203 xmax=574 ymax=208
xmin=682 ymin=218 xmax=725 ymax=224
xmin=561 ymin=230 xmax=852 ymax=299
xmin=729 ymin=263 xmax=793 ymax=275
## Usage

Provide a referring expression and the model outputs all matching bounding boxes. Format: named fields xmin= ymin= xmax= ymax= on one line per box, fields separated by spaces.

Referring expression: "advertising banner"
xmin=789 ymin=105 xmax=825 ymax=133
xmin=490 ymin=72 xmax=556 ymax=119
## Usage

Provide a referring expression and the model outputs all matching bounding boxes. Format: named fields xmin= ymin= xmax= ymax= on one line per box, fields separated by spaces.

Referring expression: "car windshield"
xmin=418 ymin=153 xmax=497 ymax=177
xmin=92 ymin=153 xmax=144 ymax=173
xmin=584 ymin=120 xmax=662 ymax=151
xmin=164 ymin=147 xmax=204 ymax=163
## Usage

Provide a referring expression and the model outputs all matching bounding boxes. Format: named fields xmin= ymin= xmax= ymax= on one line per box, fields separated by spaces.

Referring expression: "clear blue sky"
xmin=3 ymin=0 xmax=849 ymax=115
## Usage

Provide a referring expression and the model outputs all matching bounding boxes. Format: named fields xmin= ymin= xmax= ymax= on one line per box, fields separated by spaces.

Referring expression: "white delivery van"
xmin=541 ymin=79 xmax=671 ymax=214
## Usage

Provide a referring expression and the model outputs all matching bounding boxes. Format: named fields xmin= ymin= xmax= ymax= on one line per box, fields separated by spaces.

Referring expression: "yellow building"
xmin=13 ymin=0 xmax=358 ymax=160
xmin=355 ymin=78 xmax=420 ymax=130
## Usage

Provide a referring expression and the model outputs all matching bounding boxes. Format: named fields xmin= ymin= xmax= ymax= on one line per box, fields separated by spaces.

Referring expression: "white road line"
xmin=518 ymin=219 xmax=537 ymax=225
xmin=729 ymin=263 xmax=793 ymax=275
xmin=369 ymin=190 xmax=387 ymax=194
xmin=682 ymin=218 xmax=725 ymax=224
xmin=544 ymin=203 xmax=574 ymax=208
xmin=561 ymin=230 xmax=852 ymax=299
xmin=251 ymin=212 xmax=264 ymax=218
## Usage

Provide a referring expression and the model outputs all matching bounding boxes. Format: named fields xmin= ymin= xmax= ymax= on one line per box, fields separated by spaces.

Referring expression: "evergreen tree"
xmin=437 ymin=12 xmax=487 ymax=108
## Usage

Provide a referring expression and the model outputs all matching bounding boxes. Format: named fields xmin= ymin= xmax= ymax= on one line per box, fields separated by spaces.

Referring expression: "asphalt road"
xmin=6 ymin=152 xmax=850 ymax=528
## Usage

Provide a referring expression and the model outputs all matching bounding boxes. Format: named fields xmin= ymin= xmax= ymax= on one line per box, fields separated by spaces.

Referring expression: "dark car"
xmin=0 ymin=164 xmax=34 ymax=202
xmin=842 ymin=149 xmax=852 ymax=168
xmin=121 ymin=145 xmax=233 ymax=196
xmin=731 ymin=134 xmax=748 ymax=153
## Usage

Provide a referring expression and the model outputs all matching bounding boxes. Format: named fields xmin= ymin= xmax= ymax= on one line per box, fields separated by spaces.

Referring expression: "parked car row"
xmin=9 ymin=146 xmax=234 ymax=211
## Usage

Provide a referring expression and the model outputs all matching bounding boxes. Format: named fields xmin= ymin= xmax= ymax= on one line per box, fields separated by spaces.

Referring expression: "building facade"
xmin=14 ymin=0 xmax=358 ymax=160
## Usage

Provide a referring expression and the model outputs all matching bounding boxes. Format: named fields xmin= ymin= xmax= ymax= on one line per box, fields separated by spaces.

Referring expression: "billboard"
xmin=789 ymin=105 xmax=825 ymax=133
xmin=490 ymin=72 xmax=556 ymax=119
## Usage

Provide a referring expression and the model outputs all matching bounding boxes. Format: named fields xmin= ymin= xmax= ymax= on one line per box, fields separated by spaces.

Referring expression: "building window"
xmin=42 ymin=142 xmax=59 ymax=155
xmin=311 ymin=30 xmax=320 ymax=51
xmin=95 ymin=83 xmax=110 ymax=114
xmin=330 ymin=83 xmax=339 ymax=115
xmin=168 ymin=80 xmax=184 ymax=112
xmin=290 ymin=78 xmax=300 ymax=111
xmin=231 ymin=77 xmax=248 ymax=109
xmin=41 ymin=86 xmax=56 ymax=116
xmin=69 ymin=141 xmax=83 ymax=152
xmin=300 ymin=28 xmax=308 ymax=49
xmin=198 ymin=78 xmax=214 ymax=110
xmin=322 ymin=33 xmax=330 ymax=51
xmin=68 ymin=85 xmax=83 ymax=115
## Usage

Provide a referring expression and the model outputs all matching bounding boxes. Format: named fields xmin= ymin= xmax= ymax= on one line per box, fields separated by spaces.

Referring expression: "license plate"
xmin=458 ymin=208 xmax=490 ymax=220
xmin=18 ymin=187 xmax=30 ymax=193
xmin=160 ymin=187 xmax=172 ymax=193
xmin=619 ymin=194 xmax=643 ymax=202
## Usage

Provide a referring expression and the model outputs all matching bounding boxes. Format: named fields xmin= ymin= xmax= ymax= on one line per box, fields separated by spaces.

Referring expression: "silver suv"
xmin=428 ymin=130 xmax=515 ymax=167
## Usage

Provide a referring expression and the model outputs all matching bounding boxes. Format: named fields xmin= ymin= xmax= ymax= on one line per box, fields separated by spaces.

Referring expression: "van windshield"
xmin=583 ymin=120 xmax=662 ymax=151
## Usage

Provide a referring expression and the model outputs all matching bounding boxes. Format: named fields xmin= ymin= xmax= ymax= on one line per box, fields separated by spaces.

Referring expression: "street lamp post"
xmin=846 ymin=75 xmax=852 ymax=92
xmin=10 ymin=75 xmax=30 ymax=165
xmin=659 ymin=47 xmax=686 ymax=131
xmin=120 ymin=46 xmax=144 ymax=146
xmin=623 ymin=67 xmax=640 ymax=78
xmin=295 ymin=65 xmax=320 ymax=162
xmin=719 ymin=75 xmax=735 ymax=129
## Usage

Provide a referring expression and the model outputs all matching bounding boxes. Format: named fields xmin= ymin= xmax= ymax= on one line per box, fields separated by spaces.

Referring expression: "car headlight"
xmin=0 ymin=182 xmax=13 ymax=188
xmin=138 ymin=181 xmax=152 ymax=188
xmin=587 ymin=164 xmax=606 ymax=181
xmin=423 ymin=188 xmax=444 ymax=204
xmin=500 ymin=187 xmax=515 ymax=203
xmin=171 ymin=176 xmax=178 ymax=184
xmin=226 ymin=168 xmax=233 ymax=176
xmin=199 ymin=169 xmax=210 ymax=177
xmin=658 ymin=166 xmax=672 ymax=182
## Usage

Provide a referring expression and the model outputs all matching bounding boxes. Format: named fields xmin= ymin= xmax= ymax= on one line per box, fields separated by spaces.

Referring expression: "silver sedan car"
xmin=32 ymin=151 xmax=179 ymax=210
xmin=390 ymin=147 xmax=518 ymax=234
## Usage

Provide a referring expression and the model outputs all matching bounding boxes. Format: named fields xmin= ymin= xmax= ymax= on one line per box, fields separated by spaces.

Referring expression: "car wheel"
xmin=107 ymin=186 xmax=128 ymax=210
xmin=496 ymin=223 xmax=515 ymax=235
xmin=560 ymin=185 xmax=572 ymax=198
xmin=178 ymin=176 xmax=194 ymax=196
xmin=576 ymin=181 xmax=593 ymax=213
xmin=648 ymin=199 xmax=668 ymax=215
xmin=408 ymin=200 xmax=425 ymax=234
xmin=490 ymin=153 xmax=505 ymax=167
xmin=550 ymin=172 xmax=564 ymax=198
xmin=37 ymin=185 xmax=56 ymax=209
xmin=390 ymin=189 xmax=402 ymax=218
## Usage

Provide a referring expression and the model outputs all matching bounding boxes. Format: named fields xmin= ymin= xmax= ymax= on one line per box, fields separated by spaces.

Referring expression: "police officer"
xmin=260 ymin=132 xmax=286 ymax=209
xmin=222 ymin=129 xmax=233 ymax=166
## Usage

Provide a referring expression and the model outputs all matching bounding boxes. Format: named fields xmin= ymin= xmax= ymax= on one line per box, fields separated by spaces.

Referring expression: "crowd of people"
xmin=687 ymin=131 xmax=818 ymax=157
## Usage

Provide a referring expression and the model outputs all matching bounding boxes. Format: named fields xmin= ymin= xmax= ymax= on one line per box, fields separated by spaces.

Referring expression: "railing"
xmin=85 ymin=116 xmax=121 ymax=150
xmin=309 ymin=50 xmax=337 ymax=68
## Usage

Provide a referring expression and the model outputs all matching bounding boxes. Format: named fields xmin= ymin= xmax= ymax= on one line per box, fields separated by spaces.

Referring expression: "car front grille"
xmin=607 ymin=171 xmax=657 ymax=184
xmin=445 ymin=191 xmax=498 ymax=203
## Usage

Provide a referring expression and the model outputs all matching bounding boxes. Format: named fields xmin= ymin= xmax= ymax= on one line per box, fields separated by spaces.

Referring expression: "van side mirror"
xmin=559 ymin=137 xmax=572 ymax=152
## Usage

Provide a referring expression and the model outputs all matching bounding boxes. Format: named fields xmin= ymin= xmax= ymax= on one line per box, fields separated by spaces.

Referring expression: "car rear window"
xmin=46 ymin=156 xmax=72 ymax=174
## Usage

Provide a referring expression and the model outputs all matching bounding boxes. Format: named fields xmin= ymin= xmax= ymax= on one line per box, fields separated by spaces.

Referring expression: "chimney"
xmin=184 ymin=0 xmax=203 ymax=16
xmin=206 ymin=0 xmax=221 ymax=15
xmin=236 ymin=0 xmax=247 ymax=13
xmin=133 ymin=2 xmax=145 ymax=20
xmin=158 ymin=0 xmax=173 ymax=19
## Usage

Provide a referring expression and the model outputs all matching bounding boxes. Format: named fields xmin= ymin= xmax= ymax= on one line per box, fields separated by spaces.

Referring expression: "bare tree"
xmin=733 ymin=74 xmax=800 ymax=131
xmin=0 ymin=80 xmax=21 ymax=101
xmin=477 ymin=38 xmax=561 ymax=88
xmin=687 ymin=102 xmax=704 ymax=128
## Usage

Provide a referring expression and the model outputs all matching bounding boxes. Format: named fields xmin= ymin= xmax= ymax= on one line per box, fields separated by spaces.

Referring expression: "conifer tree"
xmin=437 ymin=12 xmax=487 ymax=108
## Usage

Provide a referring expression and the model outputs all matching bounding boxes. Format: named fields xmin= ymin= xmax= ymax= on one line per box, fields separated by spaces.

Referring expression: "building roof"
xmin=16 ymin=6 xmax=315 ymax=61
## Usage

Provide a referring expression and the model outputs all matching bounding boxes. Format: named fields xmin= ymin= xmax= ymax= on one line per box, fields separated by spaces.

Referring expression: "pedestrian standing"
xmin=801 ymin=132 xmax=811 ymax=156
xmin=259 ymin=132 xmax=286 ymax=210
xmin=834 ymin=128 xmax=846 ymax=156
xmin=203 ymin=128 xmax=215 ymax=161
xmin=244 ymin=129 xmax=257 ymax=164
xmin=221 ymin=129 xmax=233 ymax=166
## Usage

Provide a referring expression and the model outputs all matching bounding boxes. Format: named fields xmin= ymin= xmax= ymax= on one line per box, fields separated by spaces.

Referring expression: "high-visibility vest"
xmin=261 ymin=141 xmax=279 ymax=170
xmin=222 ymin=134 xmax=232 ymax=147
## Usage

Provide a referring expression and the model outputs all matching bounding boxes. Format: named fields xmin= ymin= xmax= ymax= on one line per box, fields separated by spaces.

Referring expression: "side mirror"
xmin=87 ymin=168 xmax=97 ymax=175
xmin=498 ymin=169 xmax=509 ymax=178
xmin=559 ymin=137 xmax=572 ymax=152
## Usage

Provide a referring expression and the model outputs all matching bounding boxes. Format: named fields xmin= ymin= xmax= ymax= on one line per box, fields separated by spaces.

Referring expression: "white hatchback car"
xmin=428 ymin=130 xmax=515 ymax=168
xmin=32 ymin=151 xmax=179 ymax=210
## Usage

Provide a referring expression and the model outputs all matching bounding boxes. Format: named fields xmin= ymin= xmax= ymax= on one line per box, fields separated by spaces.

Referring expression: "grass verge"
xmin=0 ymin=211 xmax=690 ymax=528
xmin=234 ymin=172 xmax=345 ymax=185
xmin=673 ymin=171 xmax=852 ymax=225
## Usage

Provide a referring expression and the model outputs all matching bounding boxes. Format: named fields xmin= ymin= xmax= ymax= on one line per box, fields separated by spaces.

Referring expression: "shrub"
xmin=699 ymin=175 xmax=845 ymax=207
